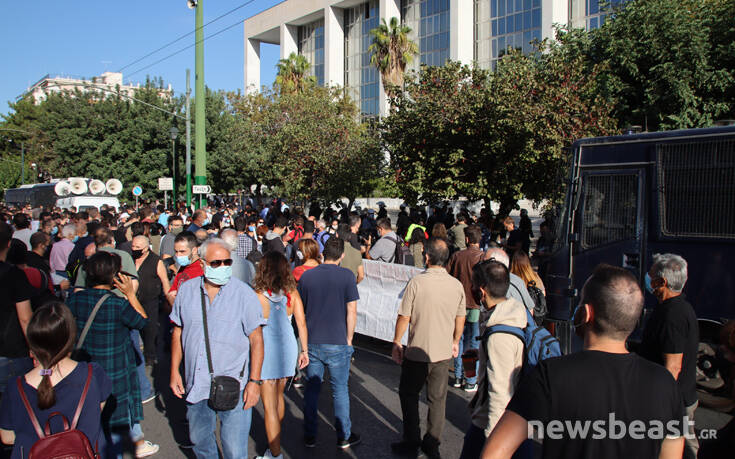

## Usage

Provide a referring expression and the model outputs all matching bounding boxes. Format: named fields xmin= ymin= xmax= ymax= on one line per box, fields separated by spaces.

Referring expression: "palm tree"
xmin=368 ymin=17 xmax=418 ymax=101
xmin=275 ymin=52 xmax=316 ymax=94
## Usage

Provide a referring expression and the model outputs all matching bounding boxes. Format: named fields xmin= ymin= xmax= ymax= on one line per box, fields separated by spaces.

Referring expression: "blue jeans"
xmin=130 ymin=330 xmax=154 ymax=400
xmin=187 ymin=391 xmax=252 ymax=459
xmin=454 ymin=320 xmax=480 ymax=385
xmin=104 ymin=422 xmax=143 ymax=459
xmin=303 ymin=344 xmax=353 ymax=440
xmin=0 ymin=356 xmax=33 ymax=395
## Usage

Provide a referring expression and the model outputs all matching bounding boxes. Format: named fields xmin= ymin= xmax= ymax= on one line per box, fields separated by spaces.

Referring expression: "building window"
xmin=402 ymin=0 xmax=450 ymax=70
xmin=570 ymin=0 xmax=626 ymax=30
xmin=345 ymin=0 xmax=380 ymax=116
xmin=299 ymin=19 xmax=325 ymax=86
xmin=474 ymin=0 xmax=542 ymax=70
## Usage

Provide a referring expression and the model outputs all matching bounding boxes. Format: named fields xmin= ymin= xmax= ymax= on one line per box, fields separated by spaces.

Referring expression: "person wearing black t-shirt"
xmin=481 ymin=264 xmax=685 ymax=459
xmin=639 ymin=253 xmax=699 ymax=459
xmin=0 ymin=221 xmax=34 ymax=399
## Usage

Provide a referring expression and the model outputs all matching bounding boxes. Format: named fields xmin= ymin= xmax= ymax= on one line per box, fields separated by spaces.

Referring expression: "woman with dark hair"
xmin=0 ymin=302 xmax=111 ymax=459
xmin=292 ymin=238 xmax=320 ymax=282
xmin=253 ymin=252 xmax=309 ymax=459
xmin=408 ymin=226 xmax=426 ymax=269
xmin=431 ymin=222 xmax=448 ymax=240
xmin=66 ymin=251 xmax=159 ymax=458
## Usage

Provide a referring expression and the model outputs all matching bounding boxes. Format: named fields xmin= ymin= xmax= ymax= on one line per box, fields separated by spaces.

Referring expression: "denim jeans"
xmin=454 ymin=320 xmax=480 ymax=385
xmin=187 ymin=390 xmax=252 ymax=459
xmin=130 ymin=330 xmax=154 ymax=400
xmin=104 ymin=422 xmax=143 ymax=459
xmin=303 ymin=344 xmax=354 ymax=440
xmin=0 ymin=356 xmax=33 ymax=396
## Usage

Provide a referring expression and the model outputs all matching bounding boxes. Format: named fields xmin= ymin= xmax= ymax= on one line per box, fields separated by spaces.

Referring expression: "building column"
xmin=379 ymin=0 xmax=401 ymax=117
xmin=542 ymin=0 xmax=567 ymax=41
xmin=324 ymin=6 xmax=345 ymax=87
xmin=280 ymin=23 xmax=298 ymax=59
xmin=450 ymin=0 xmax=473 ymax=65
xmin=244 ymin=38 xmax=261 ymax=93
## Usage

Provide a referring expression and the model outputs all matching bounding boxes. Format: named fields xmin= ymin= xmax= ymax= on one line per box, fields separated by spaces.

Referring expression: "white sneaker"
xmin=254 ymin=449 xmax=283 ymax=459
xmin=135 ymin=440 xmax=160 ymax=458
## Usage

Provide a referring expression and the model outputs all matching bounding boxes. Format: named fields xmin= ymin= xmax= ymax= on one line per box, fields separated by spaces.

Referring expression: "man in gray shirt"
xmin=220 ymin=229 xmax=256 ymax=287
xmin=366 ymin=218 xmax=398 ymax=263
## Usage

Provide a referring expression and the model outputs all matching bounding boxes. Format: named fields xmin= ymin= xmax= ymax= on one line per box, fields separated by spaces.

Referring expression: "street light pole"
xmin=20 ymin=142 xmax=25 ymax=185
xmin=193 ymin=0 xmax=206 ymax=209
xmin=170 ymin=126 xmax=179 ymax=206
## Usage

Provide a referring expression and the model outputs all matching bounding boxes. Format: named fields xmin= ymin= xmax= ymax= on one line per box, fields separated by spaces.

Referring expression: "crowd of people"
xmin=0 ymin=197 xmax=732 ymax=459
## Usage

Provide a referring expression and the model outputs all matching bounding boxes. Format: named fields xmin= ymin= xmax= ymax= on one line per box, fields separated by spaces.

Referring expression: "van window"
xmin=658 ymin=139 xmax=735 ymax=239
xmin=581 ymin=173 xmax=638 ymax=249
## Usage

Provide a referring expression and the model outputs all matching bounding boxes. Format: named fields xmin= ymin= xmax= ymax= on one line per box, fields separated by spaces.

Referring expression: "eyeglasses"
xmin=207 ymin=258 xmax=233 ymax=268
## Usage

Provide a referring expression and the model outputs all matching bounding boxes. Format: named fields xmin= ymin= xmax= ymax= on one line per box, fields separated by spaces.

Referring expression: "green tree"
xmin=275 ymin=52 xmax=317 ymax=94
xmin=369 ymin=17 xmax=418 ymax=101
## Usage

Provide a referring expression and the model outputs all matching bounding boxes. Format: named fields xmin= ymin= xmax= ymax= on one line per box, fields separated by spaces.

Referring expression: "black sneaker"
xmin=420 ymin=442 xmax=441 ymax=459
xmin=337 ymin=432 xmax=361 ymax=449
xmin=391 ymin=440 xmax=421 ymax=456
xmin=304 ymin=436 xmax=316 ymax=448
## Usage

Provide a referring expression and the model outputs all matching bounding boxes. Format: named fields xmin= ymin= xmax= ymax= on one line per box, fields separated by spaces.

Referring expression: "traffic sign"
xmin=158 ymin=177 xmax=173 ymax=191
xmin=192 ymin=185 xmax=211 ymax=194
xmin=132 ymin=186 xmax=143 ymax=196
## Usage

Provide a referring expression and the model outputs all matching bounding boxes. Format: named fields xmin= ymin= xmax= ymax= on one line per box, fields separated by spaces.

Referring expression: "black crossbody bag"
xmin=200 ymin=288 xmax=246 ymax=411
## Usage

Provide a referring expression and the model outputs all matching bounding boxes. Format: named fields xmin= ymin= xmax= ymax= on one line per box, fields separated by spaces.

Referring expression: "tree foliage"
xmin=369 ymin=17 xmax=418 ymax=100
xmin=275 ymin=52 xmax=317 ymax=95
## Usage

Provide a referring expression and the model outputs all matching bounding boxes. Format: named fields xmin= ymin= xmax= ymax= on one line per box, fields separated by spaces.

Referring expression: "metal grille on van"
xmin=582 ymin=174 xmax=638 ymax=249
xmin=658 ymin=139 xmax=735 ymax=239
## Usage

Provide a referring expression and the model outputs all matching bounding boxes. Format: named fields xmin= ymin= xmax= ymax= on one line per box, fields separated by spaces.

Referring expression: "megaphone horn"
xmin=54 ymin=181 xmax=71 ymax=196
xmin=105 ymin=179 xmax=123 ymax=195
xmin=69 ymin=177 xmax=88 ymax=195
xmin=89 ymin=179 xmax=106 ymax=195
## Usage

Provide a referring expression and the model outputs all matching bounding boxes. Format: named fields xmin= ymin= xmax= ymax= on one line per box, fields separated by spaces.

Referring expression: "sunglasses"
xmin=207 ymin=258 xmax=233 ymax=268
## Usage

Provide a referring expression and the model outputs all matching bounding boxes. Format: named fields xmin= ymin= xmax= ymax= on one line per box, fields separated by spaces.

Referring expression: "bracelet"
xmin=301 ymin=350 xmax=308 ymax=354
xmin=248 ymin=378 xmax=263 ymax=385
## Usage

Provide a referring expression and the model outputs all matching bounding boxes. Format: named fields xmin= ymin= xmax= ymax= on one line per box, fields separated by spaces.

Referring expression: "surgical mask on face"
xmin=644 ymin=273 xmax=654 ymax=294
xmin=176 ymin=254 xmax=191 ymax=267
xmin=73 ymin=236 xmax=79 ymax=243
xmin=51 ymin=227 xmax=58 ymax=236
xmin=170 ymin=226 xmax=183 ymax=235
xmin=205 ymin=265 xmax=232 ymax=286
xmin=248 ymin=226 xmax=256 ymax=232
xmin=131 ymin=249 xmax=144 ymax=259
xmin=203 ymin=218 xmax=210 ymax=226
xmin=331 ymin=224 xmax=338 ymax=230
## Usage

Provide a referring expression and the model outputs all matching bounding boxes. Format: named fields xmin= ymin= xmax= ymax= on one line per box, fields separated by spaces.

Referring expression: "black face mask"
xmin=131 ymin=249 xmax=144 ymax=259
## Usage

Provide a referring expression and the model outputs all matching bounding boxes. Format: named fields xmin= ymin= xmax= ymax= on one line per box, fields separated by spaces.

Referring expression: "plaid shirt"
xmin=236 ymin=233 xmax=256 ymax=258
xmin=67 ymin=288 xmax=147 ymax=427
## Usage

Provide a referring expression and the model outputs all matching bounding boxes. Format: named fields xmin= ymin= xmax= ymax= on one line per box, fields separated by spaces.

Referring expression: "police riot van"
xmin=4 ymin=177 xmax=122 ymax=211
xmin=542 ymin=124 xmax=735 ymax=405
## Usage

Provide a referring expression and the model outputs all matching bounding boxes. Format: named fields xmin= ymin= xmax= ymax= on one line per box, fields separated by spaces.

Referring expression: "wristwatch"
xmin=248 ymin=378 xmax=263 ymax=385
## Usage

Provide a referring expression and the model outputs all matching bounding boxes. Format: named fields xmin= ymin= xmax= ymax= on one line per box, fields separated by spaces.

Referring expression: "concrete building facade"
xmin=244 ymin=0 xmax=618 ymax=117
xmin=20 ymin=72 xmax=172 ymax=104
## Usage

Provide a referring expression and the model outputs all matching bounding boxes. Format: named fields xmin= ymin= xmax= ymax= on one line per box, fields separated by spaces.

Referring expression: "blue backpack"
xmin=480 ymin=308 xmax=562 ymax=377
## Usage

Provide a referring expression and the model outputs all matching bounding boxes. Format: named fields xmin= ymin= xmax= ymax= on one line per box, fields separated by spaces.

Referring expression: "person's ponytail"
xmin=26 ymin=302 xmax=77 ymax=410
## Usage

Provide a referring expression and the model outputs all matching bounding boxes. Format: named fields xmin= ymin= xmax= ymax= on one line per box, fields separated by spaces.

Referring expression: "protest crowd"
xmin=0 ymin=196 xmax=733 ymax=459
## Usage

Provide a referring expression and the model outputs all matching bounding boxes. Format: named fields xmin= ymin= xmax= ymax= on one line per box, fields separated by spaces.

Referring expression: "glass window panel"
xmin=498 ymin=0 xmax=505 ymax=16
xmin=532 ymin=8 xmax=541 ymax=28
xmin=515 ymin=13 xmax=522 ymax=31
xmin=532 ymin=0 xmax=540 ymax=7
xmin=492 ymin=19 xmax=498 ymax=36
xmin=590 ymin=17 xmax=598 ymax=29
xmin=590 ymin=0 xmax=599 ymax=15
xmin=524 ymin=10 xmax=531 ymax=29
xmin=516 ymin=0 xmax=522 ymax=11
xmin=499 ymin=17 xmax=505 ymax=35
xmin=492 ymin=38 xmax=497 ymax=58
xmin=492 ymin=0 xmax=497 ymax=17
xmin=524 ymin=0 xmax=531 ymax=9
xmin=507 ymin=0 xmax=514 ymax=14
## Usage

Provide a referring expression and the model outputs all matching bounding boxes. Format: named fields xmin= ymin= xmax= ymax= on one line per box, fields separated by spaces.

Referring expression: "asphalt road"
xmin=130 ymin=333 xmax=733 ymax=459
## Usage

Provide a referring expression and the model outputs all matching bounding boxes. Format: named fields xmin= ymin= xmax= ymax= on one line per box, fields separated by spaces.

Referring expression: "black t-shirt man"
xmin=506 ymin=351 xmax=685 ymax=459
xmin=0 ymin=261 xmax=34 ymax=358
xmin=638 ymin=294 xmax=699 ymax=407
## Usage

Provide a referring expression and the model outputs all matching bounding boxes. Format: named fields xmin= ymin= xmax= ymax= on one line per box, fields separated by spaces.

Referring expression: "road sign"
xmin=192 ymin=185 xmax=211 ymax=194
xmin=132 ymin=186 xmax=143 ymax=196
xmin=158 ymin=177 xmax=173 ymax=191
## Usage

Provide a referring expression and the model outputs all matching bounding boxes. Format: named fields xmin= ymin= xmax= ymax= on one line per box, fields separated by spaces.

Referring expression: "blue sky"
xmin=0 ymin=0 xmax=285 ymax=116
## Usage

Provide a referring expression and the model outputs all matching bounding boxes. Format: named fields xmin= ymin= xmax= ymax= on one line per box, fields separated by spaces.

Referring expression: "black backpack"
xmin=526 ymin=280 xmax=547 ymax=326
xmin=385 ymin=235 xmax=414 ymax=266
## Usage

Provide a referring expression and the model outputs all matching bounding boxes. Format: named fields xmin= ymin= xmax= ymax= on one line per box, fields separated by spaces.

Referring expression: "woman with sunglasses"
xmin=253 ymin=252 xmax=309 ymax=459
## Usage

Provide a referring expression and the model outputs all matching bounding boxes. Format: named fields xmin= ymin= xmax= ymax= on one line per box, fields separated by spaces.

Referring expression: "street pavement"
xmin=132 ymin=334 xmax=733 ymax=459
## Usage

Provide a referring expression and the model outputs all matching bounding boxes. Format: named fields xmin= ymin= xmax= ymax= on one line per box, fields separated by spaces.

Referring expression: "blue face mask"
xmin=72 ymin=236 xmax=79 ymax=243
xmin=176 ymin=255 xmax=191 ymax=267
xmin=203 ymin=219 xmax=210 ymax=226
xmin=205 ymin=265 xmax=232 ymax=286
xmin=644 ymin=273 xmax=654 ymax=294
xmin=248 ymin=226 xmax=256 ymax=232
xmin=51 ymin=227 xmax=58 ymax=236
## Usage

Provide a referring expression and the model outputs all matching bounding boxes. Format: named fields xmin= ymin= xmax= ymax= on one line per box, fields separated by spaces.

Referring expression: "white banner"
xmin=356 ymin=260 xmax=423 ymax=344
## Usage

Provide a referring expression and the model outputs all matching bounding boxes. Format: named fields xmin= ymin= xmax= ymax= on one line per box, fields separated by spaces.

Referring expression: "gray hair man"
xmin=220 ymin=229 xmax=256 ymax=287
xmin=483 ymin=248 xmax=535 ymax=313
xmin=639 ymin=253 xmax=699 ymax=459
